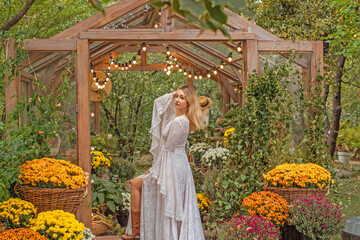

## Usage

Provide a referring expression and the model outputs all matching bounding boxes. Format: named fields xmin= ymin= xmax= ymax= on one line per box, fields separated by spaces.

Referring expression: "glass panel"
xmin=102 ymin=4 xmax=161 ymax=29
xmin=259 ymin=52 xmax=311 ymax=146
xmin=23 ymin=50 xmax=77 ymax=164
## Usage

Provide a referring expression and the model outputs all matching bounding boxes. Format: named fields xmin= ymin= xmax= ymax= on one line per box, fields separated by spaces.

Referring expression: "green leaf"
xmin=204 ymin=1 xmax=228 ymax=25
xmin=103 ymin=182 xmax=115 ymax=193
xmin=107 ymin=201 xmax=116 ymax=213
xmin=212 ymin=0 xmax=247 ymax=11
xmin=179 ymin=0 xmax=206 ymax=16
xmin=89 ymin=0 xmax=105 ymax=16
xmin=98 ymin=192 xmax=105 ymax=205
xmin=151 ymin=1 xmax=171 ymax=8
xmin=240 ymin=174 xmax=247 ymax=181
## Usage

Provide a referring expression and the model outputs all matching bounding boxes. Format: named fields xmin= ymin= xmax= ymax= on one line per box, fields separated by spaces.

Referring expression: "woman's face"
xmin=174 ymin=90 xmax=188 ymax=112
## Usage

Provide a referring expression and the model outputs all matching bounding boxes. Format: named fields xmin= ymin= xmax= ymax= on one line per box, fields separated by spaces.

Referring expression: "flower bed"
xmin=242 ymin=191 xmax=289 ymax=226
xmin=218 ymin=215 xmax=280 ymax=240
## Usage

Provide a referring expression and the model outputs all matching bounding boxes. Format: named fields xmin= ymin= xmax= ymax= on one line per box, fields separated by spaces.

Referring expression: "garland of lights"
xmin=89 ymin=42 xmax=243 ymax=83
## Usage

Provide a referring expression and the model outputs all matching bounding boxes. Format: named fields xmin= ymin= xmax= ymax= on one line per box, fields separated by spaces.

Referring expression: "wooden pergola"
xmin=5 ymin=0 xmax=323 ymax=228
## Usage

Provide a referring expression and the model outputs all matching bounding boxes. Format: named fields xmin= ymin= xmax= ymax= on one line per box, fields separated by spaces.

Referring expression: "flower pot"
xmin=337 ymin=152 xmax=352 ymax=164
xmin=116 ymin=216 xmax=129 ymax=227
xmin=281 ymin=225 xmax=312 ymax=240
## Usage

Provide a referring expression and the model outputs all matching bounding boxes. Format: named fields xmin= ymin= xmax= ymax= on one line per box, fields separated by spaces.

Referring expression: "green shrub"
xmin=109 ymin=158 xmax=136 ymax=181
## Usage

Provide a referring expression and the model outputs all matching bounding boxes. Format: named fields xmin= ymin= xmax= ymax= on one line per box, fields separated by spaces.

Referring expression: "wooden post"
xmin=76 ymin=39 xmax=91 ymax=229
xmin=5 ymin=39 xmax=20 ymax=124
xmin=92 ymin=101 xmax=100 ymax=133
xmin=187 ymin=65 xmax=193 ymax=88
xmin=243 ymin=40 xmax=258 ymax=106
xmin=222 ymin=85 xmax=230 ymax=116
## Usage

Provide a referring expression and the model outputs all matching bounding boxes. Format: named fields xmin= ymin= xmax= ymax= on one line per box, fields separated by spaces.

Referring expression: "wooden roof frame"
xmin=5 ymin=0 xmax=323 ymax=229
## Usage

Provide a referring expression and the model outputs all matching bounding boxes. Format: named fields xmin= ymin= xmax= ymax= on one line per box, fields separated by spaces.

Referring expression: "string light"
xmin=132 ymin=56 xmax=137 ymax=64
xmin=213 ymin=68 xmax=218 ymax=75
xmin=207 ymin=71 xmax=211 ymax=78
xmin=125 ymin=63 xmax=129 ymax=70
xmin=90 ymin=63 xmax=94 ymax=73
xmin=236 ymin=43 xmax=242 ymax=52
xmin=188 ymin=71 xmax=192 ymax=78
xmin=199 ymin=74 xmax=202 ymax=79
xmin=220 ymin=61 xmax=224 ymax=69
xmin=227 ymin=52 xmax=233 ymax=62
xmin=142 ymin=42 xmax=146 ymax=51
xmin=166 ymin=46 xmax=171 ymax=56
xmin=183 ymin=69 xmax=187 ymax=76
xmin=128 ymin=60 xmax=132 ymax=68
xmin=179 ymin=66 xmax=183 ymax=72
xmin=194 ymin=72 xmax=198 ymax=79
xmin=110 ymin=56 xmax=114 ymax=65
xmin=93 ymin=72 xmax=97 ymax=81
xmin=166 ymin=70 xmax=171 ymax=75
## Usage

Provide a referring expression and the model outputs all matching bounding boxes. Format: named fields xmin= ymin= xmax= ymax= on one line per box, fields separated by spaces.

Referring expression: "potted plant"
xmin=30 ymin=209 xmax=85 ymax=240
xmin=336 ymin=123 xmax=358 ymax=164
xmin=218 ymin=215 xmax=281 ymax=240
xmin=116 ymin=191 xmax=131 ymax=227
xmin=91 ymin=150 xmax=112 ymax=179
xmin=16 ymin=158 xmax=87 ymax=214
xmin=200 ymin=147 xmax=230 ymax=169
xmin=0 ymin=228 xmax=49 ymax=240
xmin=263 ymin=163 xmax=331 ymax=205
xmin=91 ymin=174 xmax=126 ymax=215
xmin=189 ymin=143 xmax=211 ymax=166
xmin=288 ymin=195 xmax=345 ymax=240
xmin=0 ymin=198 xmax=36 ymax=229
xmin=242 ymin=191 xmax=289 ymax=227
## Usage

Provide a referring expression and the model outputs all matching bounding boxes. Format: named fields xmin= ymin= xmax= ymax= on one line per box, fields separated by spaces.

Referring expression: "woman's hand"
xmin=143 ymin=169 xmax=150 ymax=175
xmin=172 ymin=91 xmax=177 ymax=98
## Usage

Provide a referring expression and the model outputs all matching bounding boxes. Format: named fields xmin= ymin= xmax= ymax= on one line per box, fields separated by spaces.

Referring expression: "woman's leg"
xmin=130 ymin=178 xmax=143 ymax=212
xmin=121 ymin=177 xmax=143 ymax=239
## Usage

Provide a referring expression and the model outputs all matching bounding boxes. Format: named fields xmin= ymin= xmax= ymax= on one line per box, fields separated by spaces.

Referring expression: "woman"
xmin=121 ymin=85 xmax=205 ymax=240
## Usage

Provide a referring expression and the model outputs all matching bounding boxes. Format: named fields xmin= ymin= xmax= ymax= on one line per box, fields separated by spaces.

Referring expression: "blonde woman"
xmin=121 ymin=85 xmax=205 ymax=240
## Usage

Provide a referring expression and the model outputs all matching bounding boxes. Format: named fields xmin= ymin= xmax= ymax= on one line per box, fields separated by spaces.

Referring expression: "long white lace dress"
xmin=125 ymin=93 xmax=205 ymax=240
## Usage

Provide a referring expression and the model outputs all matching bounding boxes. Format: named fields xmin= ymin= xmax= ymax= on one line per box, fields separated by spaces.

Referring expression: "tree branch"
xmin=341 ymin=80 xmax=360 ymax=89
xmin=0 ymin=0 xmax=36 ymax=32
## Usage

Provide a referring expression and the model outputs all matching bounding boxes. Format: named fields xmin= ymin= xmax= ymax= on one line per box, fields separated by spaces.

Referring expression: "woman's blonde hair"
xmin=178 ymin=85 xmax=205 ymax=132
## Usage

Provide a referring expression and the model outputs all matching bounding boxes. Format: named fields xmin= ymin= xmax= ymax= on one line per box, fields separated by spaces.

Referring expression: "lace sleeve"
xmin=149 ymin=93 xmax=175 ymax=156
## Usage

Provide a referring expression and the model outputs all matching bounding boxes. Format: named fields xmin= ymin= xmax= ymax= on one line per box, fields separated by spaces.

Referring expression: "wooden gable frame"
xmin=5 ymin=0 xmax=323 ymax=229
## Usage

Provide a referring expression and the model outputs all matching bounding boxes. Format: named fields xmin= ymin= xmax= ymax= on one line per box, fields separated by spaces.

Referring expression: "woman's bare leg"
xmin=130 ymin=178 xmax=143 ymax=212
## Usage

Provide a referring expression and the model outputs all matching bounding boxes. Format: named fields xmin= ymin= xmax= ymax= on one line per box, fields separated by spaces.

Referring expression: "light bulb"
xmin=227 ymin=52 xmax=233 ymax=62
xmin=199 ymin=75 xmax=202 ymax=79
xmin=220 ymin=61 xmax=224 ymax=69
xmin=166 ymin=71 xmax=171 ymax=75
xmin=91 ymin=146 xmax=95 ymax=151
xmin=142 ymin=42 xmax=146 ymax=51
xmin=194 ymin=75 xmax=198 ymax=79
xmin=184 ymin=70 xmax=187 ymax=76
xmin=166 ymin=46 xmax=171 ymax=55
xmin=213 ymin=69 xmax=218 ymax=75
xmin=179 ymin=66 xmax=183 ymax=72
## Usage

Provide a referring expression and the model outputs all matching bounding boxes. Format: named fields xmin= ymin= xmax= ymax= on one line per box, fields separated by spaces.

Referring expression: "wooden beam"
xmin=79 ymin=30 xmax=256 ymax=41
xmin=5 ymin=39 xmax=20 ymax=123
xmin=23 ymin=39 xmax=76 ymax=51
xmin=231 ymin=65 xmax=243 ymax=84
xmin=313 ymin=41 xmax=324 ymax=88
xmin=52 ymin=0 xmax=151 ymax=39
xmin=224 ymin=8 xmax=281 ymax=41
xmin=99 ymin=45 xmax=165 ymax=53
xmin=242 ymin=40 xmax=258 ymax=106
xmin=258 ymin=40 xmax=314 ymax=53
xmin=219 ymin=73 xmax=239 ymax=103
xmin=76 ymin=39 xmax=91 ymax=229
xmin=189 ymin=42 xmax=243 ymax=69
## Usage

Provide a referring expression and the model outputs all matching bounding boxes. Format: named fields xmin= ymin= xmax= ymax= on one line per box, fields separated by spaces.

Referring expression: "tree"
xmin=247 ymin=0 xmax=360 ymax=157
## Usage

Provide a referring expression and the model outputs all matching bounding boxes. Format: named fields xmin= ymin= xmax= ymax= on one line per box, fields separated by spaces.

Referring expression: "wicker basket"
xmin=92 ymin=208 xmax=113 ymax=236
xmin=15 ymin=184 xmax=87 ymax=214
xmin=263 ymin=181 xmax=330 ymax=205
